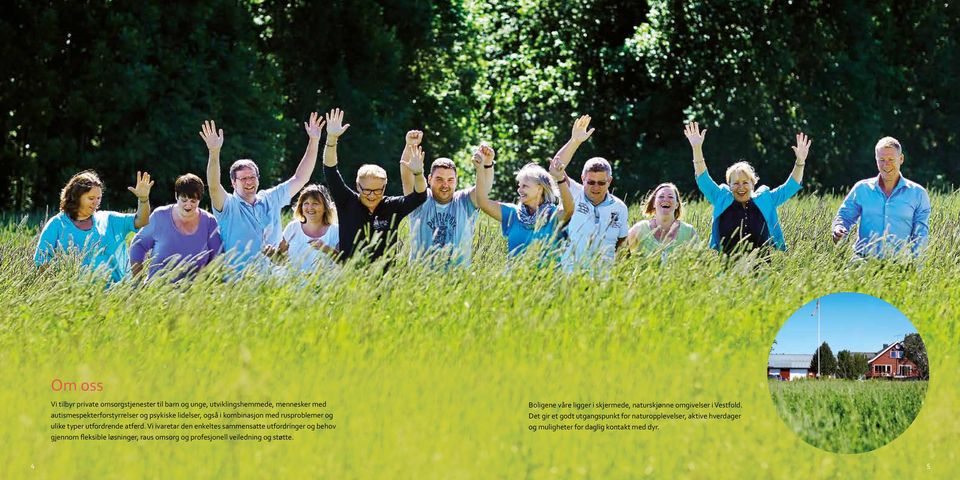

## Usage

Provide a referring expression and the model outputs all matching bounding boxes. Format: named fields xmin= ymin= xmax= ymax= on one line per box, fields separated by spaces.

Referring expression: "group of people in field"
xmin=33 ymin=108 xmax=932 ymax=283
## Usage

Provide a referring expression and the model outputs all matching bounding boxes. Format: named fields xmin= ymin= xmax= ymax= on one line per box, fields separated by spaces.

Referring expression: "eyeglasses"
xmin=585 ymin=180 xmax=608 ymax=186
xmin=236 ymin=175 xmax=259 ymax=183
xmin=358 ymin=186 xmax=385 ymax=196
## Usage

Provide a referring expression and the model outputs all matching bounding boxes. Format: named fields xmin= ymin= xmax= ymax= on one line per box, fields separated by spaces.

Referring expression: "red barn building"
xmin=866 ymin=342 xmax=920 ymax=379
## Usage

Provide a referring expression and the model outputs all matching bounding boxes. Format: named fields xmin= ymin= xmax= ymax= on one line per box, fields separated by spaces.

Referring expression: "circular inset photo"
xmin=767 ymin=292 xmax=929 ymax=453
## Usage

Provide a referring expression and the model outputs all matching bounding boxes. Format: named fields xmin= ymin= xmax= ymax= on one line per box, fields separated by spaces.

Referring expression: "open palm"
xmin=303 ymin=111 xmax=325 ymax=138
xmin=325 ymin=108 xmax=351 ymax=138
xmin=571 ymin=115 xmax=595 ymax=144
xmin=684 ymin=122 xmax=707 ymax=147
xmin=127 ymin=171 xmax=154 ymax=200
xmin=199 ymin=120 xmax=224 ymax=150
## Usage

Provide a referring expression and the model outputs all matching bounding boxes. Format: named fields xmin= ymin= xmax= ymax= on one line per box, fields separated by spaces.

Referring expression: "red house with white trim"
xmin=866 ymin=341 xmax=920 ymax=379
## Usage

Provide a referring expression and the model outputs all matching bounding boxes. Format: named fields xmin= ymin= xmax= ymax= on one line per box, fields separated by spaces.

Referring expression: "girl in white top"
xmin=265 ymin=184 xmax=340 ymax=272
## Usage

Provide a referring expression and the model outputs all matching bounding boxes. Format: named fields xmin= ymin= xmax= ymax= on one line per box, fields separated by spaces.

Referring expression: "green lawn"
xmin=1 ymin=193 xmax=958 ymax=478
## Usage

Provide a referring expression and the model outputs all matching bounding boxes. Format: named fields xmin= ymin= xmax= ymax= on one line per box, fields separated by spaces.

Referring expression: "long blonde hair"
xmin=515 ymin=163 xmax=558 ymax=206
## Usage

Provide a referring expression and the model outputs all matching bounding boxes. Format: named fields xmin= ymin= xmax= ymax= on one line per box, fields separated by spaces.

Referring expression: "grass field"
xmin=1 ymin=192 xmax=958 ymax=478
xmin=769 ymin=379 xmax=928 ymax=454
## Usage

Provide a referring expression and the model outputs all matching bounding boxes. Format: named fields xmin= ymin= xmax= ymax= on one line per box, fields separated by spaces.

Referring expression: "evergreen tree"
xmin=836 ymin=350 xmax=868 ymax=379
xmin=809 ymin=342 xmax=837 ymax=378
xmin=903 ymin=334 xmax=929 ymax=380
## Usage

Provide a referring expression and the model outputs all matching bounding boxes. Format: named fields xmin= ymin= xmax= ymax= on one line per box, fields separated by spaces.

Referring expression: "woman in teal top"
xmin=627 ymin=182 xmax=698 ymax=255
xmin=34 ymin=170 xmax=154 ymax=282
xmin=475 ymin=146 xmax=574 ymax=256
xmin=684 ymin=122 xmax=810 ymax=253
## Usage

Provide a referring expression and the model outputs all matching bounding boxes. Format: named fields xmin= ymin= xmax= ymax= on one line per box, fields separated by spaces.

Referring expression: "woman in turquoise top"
xmin=627 ymin=182 xmax=698 ymax=255
xmin=34 ymin=170 xmax=154 ymax=282
xmin=684 ymin=122 xmax=810 ymax=253
xmin=475 ymin=147 xmax=574 ymax=256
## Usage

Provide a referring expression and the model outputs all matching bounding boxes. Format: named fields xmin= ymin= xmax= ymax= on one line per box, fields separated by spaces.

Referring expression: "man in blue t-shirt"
xmin=199 ymin=112 xmax=324 ymax=267
xmin=400 ymin=130 xmax=496 ymax=266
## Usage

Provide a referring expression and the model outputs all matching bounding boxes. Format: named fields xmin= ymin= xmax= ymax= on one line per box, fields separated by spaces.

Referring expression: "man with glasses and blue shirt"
xmin=321 ymin=110 xmax=428 ymax=262
xmin=200 ymin=112 xmax=324 ymax=268
xmin=551 ymin=115 xmax=630 ymax=273
xmin=832 ymin=136 xmax=931 ymax=258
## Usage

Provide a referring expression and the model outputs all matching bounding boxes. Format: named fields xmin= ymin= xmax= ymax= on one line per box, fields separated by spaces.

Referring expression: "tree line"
xmin=3 ymin=0 xmax=958 ymax=211
xmin=810 ymin=334 xmax=929 ymax=380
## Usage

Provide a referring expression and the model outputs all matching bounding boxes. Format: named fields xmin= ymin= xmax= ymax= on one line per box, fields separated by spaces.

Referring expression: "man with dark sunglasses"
xmin=321 ymin=109 xmax=427 ymax=262
xmin=551 ymin=115 xmax=630 ymax=274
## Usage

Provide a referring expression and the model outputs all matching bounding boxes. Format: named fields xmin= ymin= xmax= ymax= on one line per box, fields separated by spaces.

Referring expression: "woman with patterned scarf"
xmin=476 ymin=155 xmax=574 ymax=256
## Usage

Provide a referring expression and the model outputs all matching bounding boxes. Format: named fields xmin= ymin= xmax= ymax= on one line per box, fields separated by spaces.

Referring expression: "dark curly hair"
xmin=59 ymin=171 xmax=104 ymax=220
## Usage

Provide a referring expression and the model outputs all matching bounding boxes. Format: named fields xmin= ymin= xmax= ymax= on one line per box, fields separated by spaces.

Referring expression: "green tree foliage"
xmin=628 ymin=0 xmax=960 ymax=193
xmin=459 ymin=0 xmax=657 ymax=200
xmin=903 ymin=333 xmax=929 ymax=380
xmin=836 ymin=350 xmax=868 ymax=379
xmin=0 ymin=0 xmax=284 ymax=211
xmin=809 ymin=342 xmax=837 ymax=377
xmin=3 ymin=1 xmax=958 ymax=212
xmin=253 ymin=0 xmax=471 ymax=195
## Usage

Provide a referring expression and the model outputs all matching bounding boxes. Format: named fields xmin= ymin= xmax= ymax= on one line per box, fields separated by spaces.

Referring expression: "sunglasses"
xmin=585 ymin=180 xmax=608 ymax=186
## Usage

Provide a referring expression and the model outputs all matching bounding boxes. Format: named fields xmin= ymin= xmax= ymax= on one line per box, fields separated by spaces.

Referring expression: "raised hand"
xmin=325 ymin=108 xmax=351 ymax=139
xmin=127 ymin=171 xmax=154 ymax=200
xmin=199 ymin=120 xmax=224 ymax=151
xmin=401 ymin=145 xmax=425 ymax=174
xmin=304 ymin=111 xmax=325 ymax=139
xmin=473 ymin=143 xmax=495 ymax=168
xmin=792 ymin=132 xmax=811 ymax=164
xmin=684 ymin=122 xmax=707 ymax=148
xmin=406 ymin=130 xmax=423 ymax=146
xmin=571 ymin=115 xmax=596 ymax=144
xmin=548 ymin=155 xmax=566 ymax=181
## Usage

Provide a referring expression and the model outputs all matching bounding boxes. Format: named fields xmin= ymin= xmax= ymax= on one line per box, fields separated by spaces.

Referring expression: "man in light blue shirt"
xmin=400 ymin=130 xmax=493 ymax=266
xmin=199 ymin=113 xmax=324 ymax=266
xmin=832 ymin=136 xmax=931 ymax=257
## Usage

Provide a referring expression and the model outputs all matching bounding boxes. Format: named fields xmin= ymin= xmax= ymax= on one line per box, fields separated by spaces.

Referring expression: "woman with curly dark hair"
xmin=34 ymin=170 xmax=154 ymax=282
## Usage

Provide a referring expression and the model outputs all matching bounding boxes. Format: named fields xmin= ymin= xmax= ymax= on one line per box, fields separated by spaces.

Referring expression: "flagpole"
xmin=817 ymin=299 xmax=821 ymax=378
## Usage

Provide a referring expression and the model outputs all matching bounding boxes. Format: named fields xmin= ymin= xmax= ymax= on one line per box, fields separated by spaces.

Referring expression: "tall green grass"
xmin=769 ymin=379 xmax=927 ymax=453
xmin=1 ymin=193 xmax=958 ymax=478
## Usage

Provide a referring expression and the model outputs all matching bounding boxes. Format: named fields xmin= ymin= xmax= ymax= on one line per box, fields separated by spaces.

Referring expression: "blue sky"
xmin=771 ymin=292 xmax=918 ymax=355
